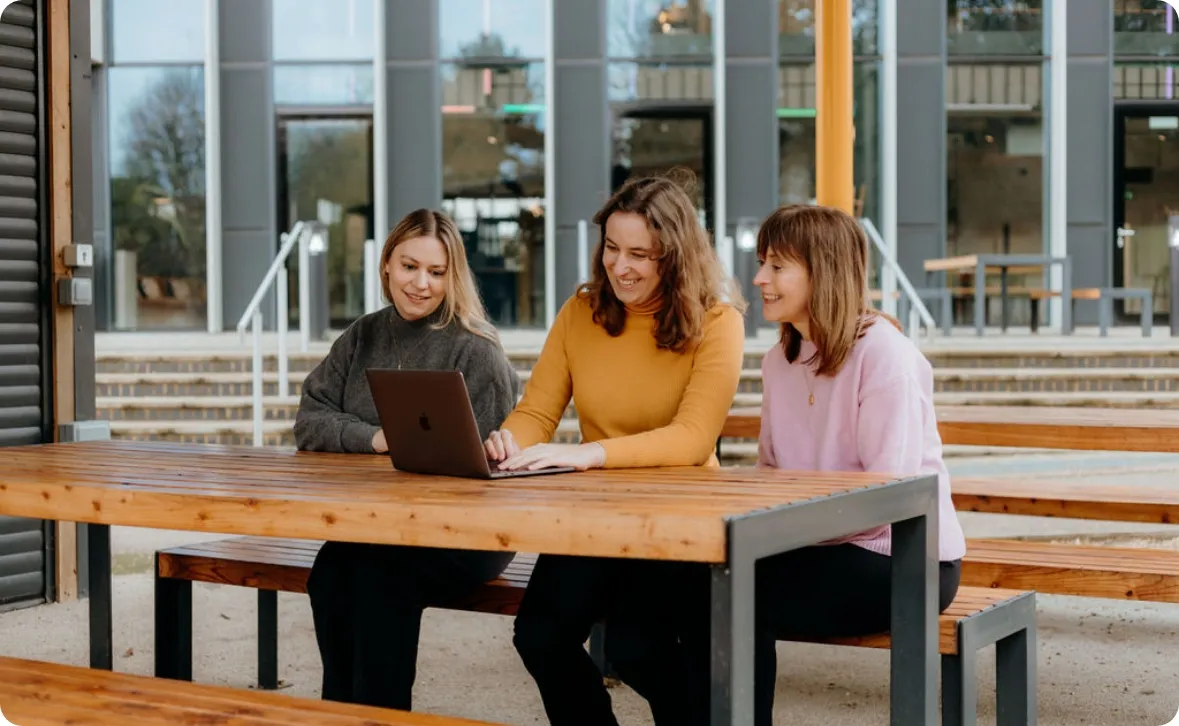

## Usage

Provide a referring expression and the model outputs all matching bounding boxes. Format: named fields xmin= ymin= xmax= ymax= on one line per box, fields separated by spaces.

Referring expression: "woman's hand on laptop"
xmin=499 ymin=442 xmax=606 ymax=472
xmin=484 ymin=429 xmax=520 ymax=462
xmin=372 ymin=430 xmax=389 ymax=454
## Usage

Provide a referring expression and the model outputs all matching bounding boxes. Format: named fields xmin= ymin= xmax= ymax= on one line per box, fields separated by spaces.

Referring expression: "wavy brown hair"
xmin=756 ymin=204 xmax=897 ymax=376
xmin=379 ymin=208 xmax=497 ymax=343
xmin=581 ymin=173 xmax=745 ymax=352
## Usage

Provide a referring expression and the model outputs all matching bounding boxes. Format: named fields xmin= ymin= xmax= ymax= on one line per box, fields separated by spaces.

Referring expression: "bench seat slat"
xmin=963 ymin=538 xmax=1179 ymax=602
xmin=0 ymin=656 xmax=495 ymax=725
xmin=159 ymin=537 xmax=1027 ymax=656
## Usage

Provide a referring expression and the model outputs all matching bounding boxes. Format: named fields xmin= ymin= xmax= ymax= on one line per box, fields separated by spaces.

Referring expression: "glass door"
xmin=612 ymin=107 xmax=713 ymax=232
xmin=1114 ymin=105 xmax=1179 ymax=321
xmin=277 ymin=115 xmax=374 ymax=328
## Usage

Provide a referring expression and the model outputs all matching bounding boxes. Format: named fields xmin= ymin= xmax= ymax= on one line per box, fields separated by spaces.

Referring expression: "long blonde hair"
xmin=582 ymin=173 xmax=745 ymax=352
xmin=756 ymin=204 xmax=895 ymax=376
xmin=379 ymin=209 xmax=497 ymax=342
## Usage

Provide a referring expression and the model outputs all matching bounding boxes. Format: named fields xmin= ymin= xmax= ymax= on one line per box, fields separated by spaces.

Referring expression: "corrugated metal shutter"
xmin=0 ymin=0 xmax=49 ymax=607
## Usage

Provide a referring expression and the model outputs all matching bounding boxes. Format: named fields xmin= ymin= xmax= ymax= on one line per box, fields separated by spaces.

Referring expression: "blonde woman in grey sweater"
xmin=293 ymin=209 xmax=518 ymax=712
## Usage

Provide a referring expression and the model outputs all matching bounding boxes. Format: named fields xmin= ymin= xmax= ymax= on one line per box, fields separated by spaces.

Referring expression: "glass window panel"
xmin=779 ymin=0 xmax=878 ymax=57
xmin=947 ymin=114 xmax=1043 ymax=258
xmin=439 ymin=0 xmax=546 ymax=59
xmin=946 ymin=0 xmax=1042 ymax=56
xmin=441 ymin=63 xmax=546 ymax=328
xmin=112 ymin=0 xmax=205 ymax=63
xmin=274 ymin=64 xmax=374 ymax=106
xmin=273 ymin=0 xmax=375 ymax=61
xmin=609 ymin=0 xmax=714 ymax=59
xmin=608 ymin=62 xmax=714 ymax=102
xmin=1115 ymin=62 xmax=1179 ymax=100
xmin=1114 ymin=0 xmax=1179 ymax=56
xmin=108 ymin=66 xmax=207 ymax=330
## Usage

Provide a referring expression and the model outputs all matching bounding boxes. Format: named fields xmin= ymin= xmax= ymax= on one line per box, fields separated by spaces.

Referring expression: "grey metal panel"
xmin=554 ymin=0 xmax=605 ymax=60
xmin=0 ymin=0 xmax=46 ymax=605
xmin=1067 ymin=0 xmax=1113 ymax=57
xmin=1064 ymin=225 xmax=1107 ymax=290
xmin=70 ymin=0 xmax=95 ymax=422
xmin=386 ymin=67 xmax=441 ymax=219
xmin=897 ymin=226 xmax=943 ymax=291
xmin=388 ymin=0 xmax=437 ymax=62
xmin=219 ymin=0 xmax=269 ymax=64
xmin=219 ymin=0 xmax=274 ymax=330
xmin=897 ymin=0 xmax=945 ymax=58
xmin=553 ymin=0 xmax=609 ymax=306
xmin=221 ymin=229 xmax=276 ymax=335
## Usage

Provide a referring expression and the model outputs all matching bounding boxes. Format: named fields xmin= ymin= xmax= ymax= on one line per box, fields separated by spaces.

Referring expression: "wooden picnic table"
xmin=923 ymin=253 xmax=1073 ymax=335
xmin=0 ymin=440 xmax=943 ymax=726
xmin=723 ymin=405 xmax=1179 ymax=453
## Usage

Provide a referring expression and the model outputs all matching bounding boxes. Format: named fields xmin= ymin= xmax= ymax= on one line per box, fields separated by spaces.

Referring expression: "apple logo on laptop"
xmin=419 ymin=413 xmax=431 ymax=432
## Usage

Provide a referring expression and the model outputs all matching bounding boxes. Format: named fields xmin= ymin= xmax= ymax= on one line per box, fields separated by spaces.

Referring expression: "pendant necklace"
xmin=390 ymin=325 xmax=428 ymax=370
xmin=802 ymin=365 xmax=816 ymax=406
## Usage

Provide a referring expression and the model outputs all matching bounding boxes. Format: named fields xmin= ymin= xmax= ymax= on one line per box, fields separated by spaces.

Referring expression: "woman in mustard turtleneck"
xmin=482 ymin=173 xmax=746 ymax=726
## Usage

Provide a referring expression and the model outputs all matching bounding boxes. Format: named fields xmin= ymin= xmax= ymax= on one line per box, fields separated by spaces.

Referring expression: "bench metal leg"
xmin=154 ymin=566 xmax=193 ymax=681
xmin=996 ymin=626 xmax=1037 ymax=726
xmin=1098 ymin=296 xmax=1111 ymax=337
xmin=941 ymin=653 xmax=976 ymax=726
xmin=88 ymin=523 xmax=113 ymax=671
xmin=1141 ymin=292 xmax=1153 ymax=338
xmin=258 ymin=589 xmax=279 ymax=689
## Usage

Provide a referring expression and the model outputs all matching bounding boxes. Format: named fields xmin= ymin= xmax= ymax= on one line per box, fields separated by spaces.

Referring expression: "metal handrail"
xmin=236 ymin=221 xmax=314 ymax=446
xmin=860 ymin=218 xmax=937 ymax=339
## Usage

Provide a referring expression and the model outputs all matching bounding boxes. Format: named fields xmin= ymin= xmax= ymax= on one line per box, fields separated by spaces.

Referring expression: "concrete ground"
xmin=5 ymin=451 xmax=1179 ymax=724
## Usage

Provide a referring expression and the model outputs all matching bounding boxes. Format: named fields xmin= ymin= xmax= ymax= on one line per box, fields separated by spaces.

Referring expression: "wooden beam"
xmin=47 ymin=0 xmax=78 ymax=603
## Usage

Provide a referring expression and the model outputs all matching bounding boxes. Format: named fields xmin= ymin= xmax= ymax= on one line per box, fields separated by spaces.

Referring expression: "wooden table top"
xmin=723 ymin=405 xmax=1179 ymax=453
xmin=0 ymin=441 xmax=904 ymax=564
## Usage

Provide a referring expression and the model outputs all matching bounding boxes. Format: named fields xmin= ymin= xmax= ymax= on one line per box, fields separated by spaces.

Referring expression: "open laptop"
xmin=365 ymin=368 xmax=576 ymax=479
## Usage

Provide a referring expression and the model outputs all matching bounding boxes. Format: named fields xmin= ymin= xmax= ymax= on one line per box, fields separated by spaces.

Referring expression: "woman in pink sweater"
xmin=607 ymin=205 xmax=967 ymax=725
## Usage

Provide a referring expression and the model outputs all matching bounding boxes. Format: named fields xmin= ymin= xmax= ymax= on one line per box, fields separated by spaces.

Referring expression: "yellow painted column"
xmin=815 ymin=0 xmax=855 ymax=213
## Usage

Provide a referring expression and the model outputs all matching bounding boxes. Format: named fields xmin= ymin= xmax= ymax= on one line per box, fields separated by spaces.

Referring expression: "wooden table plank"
xmin=722 ymin=406 xmax=1179 ymax=453
xmin=0 ymin=441 xmax=901 ymax=564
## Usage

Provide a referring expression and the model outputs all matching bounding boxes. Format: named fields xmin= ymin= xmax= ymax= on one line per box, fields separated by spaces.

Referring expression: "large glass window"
xmin=946 ymin=1 xmax=1042 ymax=56
xmin=111 ymin=0 xmax=206 ymax=63
xmin=108 ymin=66 xmax=207 ymax=330
xmin=1115 ymin=0 xmax=1179 ymax=57
xmin=439 ymin=0 xmax=546 ymax=59
xmin=441 ymin=62 xmax=546 ymax=327
xmin=1116 ymin=62 xmax=1179 ymax=100
xmin=272 ymin=0 xmax=375 ymax=61
xmin=274 ymin=64 xmax=374 ymax=106
xmin=609 ymin=0 xmax=714 ymax=59
xmin=778 ymin=0 xmax=877 ymax=58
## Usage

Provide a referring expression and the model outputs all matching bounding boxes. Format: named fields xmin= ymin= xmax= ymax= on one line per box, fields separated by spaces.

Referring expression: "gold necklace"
xmin=390 ymin=325 xmax=429 ymax=370
xmin=802 ymin=365 xmax=816 ymax=406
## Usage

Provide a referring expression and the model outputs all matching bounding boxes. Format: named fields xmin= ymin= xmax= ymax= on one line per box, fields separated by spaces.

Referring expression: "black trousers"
xmin=512 ymin=554 xmax=679 ymax=726
xmin=306 ymin=541 xmax=512 ymax=710
xmin=607 ymin=544 xmax=962 ymax=726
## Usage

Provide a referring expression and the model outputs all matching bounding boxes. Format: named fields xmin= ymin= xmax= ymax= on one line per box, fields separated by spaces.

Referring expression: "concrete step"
xmin=933 ymin=367 xmax=1179 ymax=394
xmin=96 ymin=372 xmax=308 ymax=398
xmin=97 ymin=396 xmax=300 ymax=422
xmin=933 ymin=390 xmax=1179 ymax=408
xmin=923 ymin=349 xmax=1179 ymax=370
xmin=110 ymin=420 xmax=297 ymax=447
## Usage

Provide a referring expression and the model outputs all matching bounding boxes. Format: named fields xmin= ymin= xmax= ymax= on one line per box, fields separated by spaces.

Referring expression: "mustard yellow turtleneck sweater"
xmin=502 ymin=293 xmax=746 ymax=468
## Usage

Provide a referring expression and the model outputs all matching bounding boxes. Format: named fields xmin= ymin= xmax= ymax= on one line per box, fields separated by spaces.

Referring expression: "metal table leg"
xmin=88 ymin=523 xmax=113 ymax=670
xmin=974 ymin=260 xmax=986 ymax=336
xmin=710 ymin=557 xmax=754 ymax=725
xmin=889 ymin=501 xmax=939 ymax=725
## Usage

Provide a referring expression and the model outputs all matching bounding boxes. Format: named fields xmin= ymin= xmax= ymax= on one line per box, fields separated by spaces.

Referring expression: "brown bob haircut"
xmin=756 ymin=204 xmax=896 ymax=376
xmin=581 ymin=172 xmax=744 ymax=352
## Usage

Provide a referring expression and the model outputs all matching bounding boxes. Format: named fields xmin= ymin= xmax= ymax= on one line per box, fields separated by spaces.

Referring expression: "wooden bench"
xmin=0 ymin=654 xmax=495 ymax=725
xmin=156 ymin=537 xmax=1036 ymax=725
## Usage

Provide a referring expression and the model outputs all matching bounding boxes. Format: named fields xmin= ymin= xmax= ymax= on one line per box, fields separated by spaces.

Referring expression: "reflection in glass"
xmin=1115 ymin=1 xmax=1179 ymax=57
xmin=278 ymin=118 xmax=374 ymax=325
xmin=612 ymin=114 xmax=711 ymax=229
xmin=112 ymin=0 xmax=206 ymax=63
xmin=608 ymin=0 xmax=714 ymax=59
xmin=946 ymin=115 xmax=1043 ymax=259
xmin=272 ymin=0 xmax=375 ymax=61
xmin=274 ymin=64 xmax=375 ymax=106
xmin=1120 ymin=116 xmax=1179 ymax=314
xmin=608 ymin=62 xmax=714 ymax=102
xmin=108 ymin=67 xmax=207 ymax=330
xmin=946 ymin=1 xmax=1042 ymax=56
xmin=441 ymin=63 xmax=546 ymax=328
xmin=778 ymin=0 xmax=878 ymax=57
xmin=1116 ymin=63 xmax=1179 ymax=100
xmin=439 ymin=0 xmax=546 ymax=59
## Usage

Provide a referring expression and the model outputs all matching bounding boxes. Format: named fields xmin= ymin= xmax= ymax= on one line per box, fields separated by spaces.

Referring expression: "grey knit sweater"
xmin=293 ymin=305 xmax=520 ymax=454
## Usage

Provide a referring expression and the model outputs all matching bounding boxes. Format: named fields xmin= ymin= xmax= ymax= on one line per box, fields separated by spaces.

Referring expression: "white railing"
xmin=235 ymin=221 xmax=315 ymax=447
xmin=860 ymin=218 xmax=937 ymax=340
xmin=364 ymin=238 xmax=382 ymax=314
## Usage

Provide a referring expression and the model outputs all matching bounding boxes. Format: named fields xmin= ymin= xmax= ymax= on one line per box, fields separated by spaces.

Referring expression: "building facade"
xmin=89 ymin=0 xmax=1179 ymax=333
